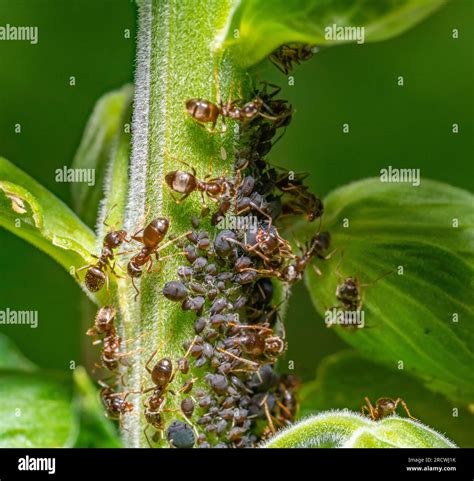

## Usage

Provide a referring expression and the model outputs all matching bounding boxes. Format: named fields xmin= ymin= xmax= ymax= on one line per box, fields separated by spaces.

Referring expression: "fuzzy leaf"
xmin=300 ymin=350 xmax=474 ymax=447
xmin=71 ymin=84 xmax=133 ymax=228
xmin=0 ymin=370 xmax=76 ymax=447
xmin=219 ymin=0 xmax=447 ymax=67
xmin=263 ymin=411 xmax=456 ymax=448
xmin=305 ymin=179 xmax=474 ymax=404
xmin=0 ymin=157 xmax=97 ymax=273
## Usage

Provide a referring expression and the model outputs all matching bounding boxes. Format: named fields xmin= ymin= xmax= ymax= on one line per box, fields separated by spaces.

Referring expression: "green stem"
xmin=119 ymin=0 xmax=249 ymax=447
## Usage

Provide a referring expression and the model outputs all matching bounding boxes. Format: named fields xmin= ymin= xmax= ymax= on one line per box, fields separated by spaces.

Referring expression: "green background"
xmin=0 ymin=0 xmax=471 ymax=416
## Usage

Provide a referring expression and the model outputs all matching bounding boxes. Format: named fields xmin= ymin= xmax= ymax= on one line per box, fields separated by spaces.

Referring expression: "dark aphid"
xmin=184 ymin=246 xmax=197 ymax=263
xmin=191 ymin=215 xmax=200 ymax=229
xmin=194 ymin=317 xmax=207 ymax=334
xmin=234 ymin=256 xmax=253 ymax=272
xmin=214 ymin=230 xmax=237 ymax=258
xmin=167 ymin=420 xmax=196 ymax=448
xmin=188 ymin=281 xmax=206 ymax=295
xmin=163 ymin=280 xmax=189 ymax=301
xmin=233 ymin=271 xmax=257 ymax=285
xmin=182 ymin=296 xmax=205 ymax=313
xmin=178 ymin=356 xmax=190 ymax=374
xmin=362 ymin=396 xmax=417 ymax=421
xmin=210 ymin=297 xmax=229 ymax=315
xmin=192 ymin=257 xmax=208 ymax=271
xmin=186 ymin=231 xmax=199 ymax=245
xmin=207 ymin=374 xmax=229 ymax=395
xmin=181 ymin=397 xmax=195 ymax=418
xmin=177 ymin=266 xmax=194 ymax=280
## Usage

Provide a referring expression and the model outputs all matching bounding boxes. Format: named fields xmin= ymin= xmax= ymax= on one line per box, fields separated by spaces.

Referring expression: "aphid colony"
xmin=79 ymin=59 xmax=397 ymax=447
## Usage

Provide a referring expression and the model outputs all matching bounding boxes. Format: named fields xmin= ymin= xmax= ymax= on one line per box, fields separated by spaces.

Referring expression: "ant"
xmin=75 ymin=213 xmax=129 ymax=292
xmin=185 ymin=87 xmax=282 ymax=133
xmin=142 ymin=338 xmax=197 ymax=445
xmin=165 ymin=159 xmax=232 ymax=205
xmin=125 ymin=217 xmax=190 ymax=299
xmin=362 ymin=396 xmax=417 ymax=421
xmin=99 ymin=380 xmax=138 ymax=423
xmin=86 ymin=306 xmax=116 ymax=339
xmin=269 ymin=43 xmax=316 ymax=75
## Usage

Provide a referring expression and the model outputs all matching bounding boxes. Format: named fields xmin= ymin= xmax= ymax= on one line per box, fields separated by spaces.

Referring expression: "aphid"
xmin=362 ymin=396 xmax=417 ymax=421
xmin=269 ymin=43 xmax=316 ymax=75
xmin=167 ymin=420 xmax=196 ymax=448
xmin=162 ymin=281 xmax=189 ymax=302
xmin=181 ymin=397 xmax=195 ymax=418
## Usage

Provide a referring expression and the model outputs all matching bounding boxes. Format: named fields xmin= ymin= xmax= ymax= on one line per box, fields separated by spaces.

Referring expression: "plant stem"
xmin=119 ymin=0 xmax=249 ymax=447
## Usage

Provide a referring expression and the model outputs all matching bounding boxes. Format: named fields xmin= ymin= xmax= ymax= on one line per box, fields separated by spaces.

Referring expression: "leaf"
xmin=71 ymin=84 xmax=133 ymax=229
xmin=0 ymin=157 xmax=97 ymax=273
xmin=72 ymin=367 xmax=122 ymax=448
xmin=0 ymin=333 xmax=37 ymax=372
xmin=0 ymin=370 xmax=77 ymax=447
xmin=300 ymin=350 xmax=474 ymax=447
xmin=305 ymin=179 xmax=474 ymax=404
xmin=262 ymin=411 xmax=456 ymax=448
xmin=219 ymin=0 xmax=447 ymax=67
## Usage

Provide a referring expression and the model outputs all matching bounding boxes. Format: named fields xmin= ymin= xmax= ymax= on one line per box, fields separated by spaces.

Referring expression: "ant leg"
xmin=216 ymin=348 xmax=259 ymax=369
xmin=144 ymin=424 xmax=154 ymax=448
xmin=74 ymin=264 xmax=95 ymax=279
xmin=144 ymin=349 xmax=158 ymax=375
xmin=102 ymin=203 xmax=118 ymax=228
xmin=360 ymin=270 xmax=393 ymax=288
xmin=396 ymin=398 xmax=417 ymax=420
xmin=364 ymin=396 xmax=376 ymax=420
xmin=224 ymin=237 xmax=271 ymax=264
xmin=361 ymin=405 xmax=371 ymax=418
xmin=261 ymin=394 xmax=276 ymax=433
xmin=131 ymin=277 xmax=140 ymax=301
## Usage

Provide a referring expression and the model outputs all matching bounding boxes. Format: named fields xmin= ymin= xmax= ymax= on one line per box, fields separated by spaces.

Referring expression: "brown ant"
xmin=99 ymin=380 xmax=138 ymax=423
xmin=125 ymin=217 xmax=190 ymax=299
xmin=185 ymin=88 xmax=281 ymax=132
xmin=142 ymin=338 xmax=197 ymax=445
xmin=165 ymin=159 xmax=232 ymax=205
xmin=269 ymin=43 xmax=316 ymax=75
xmin=75 ymin=224 xmax=129 ymax=292
xmin=362 ymin=396 xmax=417 ymax=421
xmin=86 ymin=306 xmax=116 ymax=339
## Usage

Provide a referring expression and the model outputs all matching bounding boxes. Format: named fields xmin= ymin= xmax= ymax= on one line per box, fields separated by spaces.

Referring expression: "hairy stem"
xmin=119 ymin=0 xmax=249 ymax=447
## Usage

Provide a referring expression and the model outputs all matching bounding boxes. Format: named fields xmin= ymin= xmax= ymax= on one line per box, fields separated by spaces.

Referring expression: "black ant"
xmin=99 ymin=380 xmax=138 ymax=423
xmin=362 ymin=396 xmax=417 ymax=421
xmin=269 ymin=43 xmax=316 ymax=75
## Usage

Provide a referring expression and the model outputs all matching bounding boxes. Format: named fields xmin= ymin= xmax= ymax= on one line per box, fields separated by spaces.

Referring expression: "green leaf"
xmin=219 ymin=0 xmax=447 ymax=67
xmin=300 ymin=350 xmax=474 ymax=447
xmin=0 ymin=157 xmax=97 ymax=273
xmin=72 ymin=367 xmax=122 ymax=448
xmin=0 ymin=333 xmax=37 ymax=372
xmin=263 ymin=411 xmax=456 ymax=448
xmin=71 ymin=84 xmax=133 ymax=229
xmin=305 ymin=179 xmax=474 ymax=404
xmin=0 ymin=370 xmax=77 ymax=447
